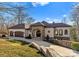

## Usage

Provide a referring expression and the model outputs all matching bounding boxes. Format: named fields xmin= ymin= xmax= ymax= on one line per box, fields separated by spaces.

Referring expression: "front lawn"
xmin=0 ymin=39 xmax=43 ymax=57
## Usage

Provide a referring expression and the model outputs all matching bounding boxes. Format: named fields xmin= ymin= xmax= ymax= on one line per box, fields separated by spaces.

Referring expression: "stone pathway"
xmin=9 ymin=37 xmax=79 ymax=57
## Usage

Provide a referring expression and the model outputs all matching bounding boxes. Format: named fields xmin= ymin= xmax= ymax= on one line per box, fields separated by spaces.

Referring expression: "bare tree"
xmin=0 ymin=2 xmax=35 ymax=25
xmin=71 ymin=4 xmax=79 ymax=40
xmin=0 ymin=15 xmax=8 ymax=35
xmin=0 ymin=2 xmax=35 ymax=36
xmin=25 ymin=16 xmax=35 ymax=24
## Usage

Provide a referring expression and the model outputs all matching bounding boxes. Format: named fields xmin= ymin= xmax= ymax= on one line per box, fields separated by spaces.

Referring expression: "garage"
xmin=15 ymin=31 xmax=24 ymax=37
xmin=10 ymin=31 xmax=13 ymax=36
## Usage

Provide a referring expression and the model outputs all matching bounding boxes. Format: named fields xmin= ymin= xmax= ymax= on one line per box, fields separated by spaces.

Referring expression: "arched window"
xmin=64 ymin=29 xmax=68 ymax=35
xmin=59 ymin=29 xmax=63 ymax=36
xmin=54 ymin=29 xmax=58 ymax=35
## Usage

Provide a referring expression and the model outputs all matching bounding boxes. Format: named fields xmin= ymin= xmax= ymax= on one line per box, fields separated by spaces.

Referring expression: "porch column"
xmin=13 ymin=31 xmax=15 ymax=37
xmin=24 ymin=33 xmax=25 ymax=37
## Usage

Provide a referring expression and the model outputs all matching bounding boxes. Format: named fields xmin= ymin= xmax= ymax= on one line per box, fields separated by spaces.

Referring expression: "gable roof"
xmin=9 ymin=24 xmax=25 ymax=29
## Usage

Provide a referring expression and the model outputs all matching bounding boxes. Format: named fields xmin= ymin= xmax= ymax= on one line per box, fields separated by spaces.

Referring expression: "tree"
xmin=70 ymin=4 xmax=79 ymax=40
xmin=25 ymin=17 xmax=35 ymax=24
xmin=0 ymin=2 xmax=35 ymax=36
xmin=0 ymin=2 xmax=35 ymax=25
xmin=0 ymin=15 xmax=8 ymax=35
xmin=70 ymin=27 xmax=77 ymax=41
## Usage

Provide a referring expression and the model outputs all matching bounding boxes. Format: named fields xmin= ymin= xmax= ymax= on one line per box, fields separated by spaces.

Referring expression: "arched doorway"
xmin=36 ymin=30 xmax=41 ymax=37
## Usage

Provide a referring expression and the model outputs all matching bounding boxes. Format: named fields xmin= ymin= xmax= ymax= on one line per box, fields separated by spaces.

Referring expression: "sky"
xmin=0 ymin=2 xmax=78 ymax=25
xmin=27 ymin=2 xmax=76 ymax=24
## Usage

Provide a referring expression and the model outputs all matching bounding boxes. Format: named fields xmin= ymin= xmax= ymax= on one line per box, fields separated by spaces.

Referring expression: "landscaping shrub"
xmin=71 ymin=42 xmax=79 ymax=51
xmin=28 ymin=34 xmax=32 ymax=39
xmin=25 ymin=34 xmax=32 ymax=39
xmin=46 ymin=35 xmax=50 ymax=41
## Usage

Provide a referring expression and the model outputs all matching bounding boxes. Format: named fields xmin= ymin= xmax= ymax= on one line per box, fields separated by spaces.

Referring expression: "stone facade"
xmin=31 ymin=26 xmax=45 ymax=39
xmin=9 ymin=21 xmax=71 ymax=40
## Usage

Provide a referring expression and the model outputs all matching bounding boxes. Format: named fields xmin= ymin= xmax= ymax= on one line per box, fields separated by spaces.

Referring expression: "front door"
xmin=36 ymin=30 xmax=41 ymax=37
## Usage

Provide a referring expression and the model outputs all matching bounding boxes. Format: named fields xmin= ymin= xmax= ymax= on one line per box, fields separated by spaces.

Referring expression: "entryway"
xmin=36 ymin=30 xmax=41 ymax=37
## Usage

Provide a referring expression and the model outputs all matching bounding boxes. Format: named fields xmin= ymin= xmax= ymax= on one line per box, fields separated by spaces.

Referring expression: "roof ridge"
xmin=40 ymin=22 xmax=45 ymax=26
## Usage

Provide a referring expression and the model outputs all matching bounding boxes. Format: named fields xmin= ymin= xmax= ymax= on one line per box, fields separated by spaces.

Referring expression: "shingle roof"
xmin=9 ymin=24 xmax=25 ymax=29
xmin=31 ymin=21 xmax=71 ymax=28
xmin=9 ymin=21 xmax=71 ymax=29
xmin=31 ymin=22 xmax=46 ymax=26
xmin=46 ymin=23 xmax=71 ymax=28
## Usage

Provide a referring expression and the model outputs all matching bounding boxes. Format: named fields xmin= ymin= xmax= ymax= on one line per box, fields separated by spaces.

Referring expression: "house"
xmin=9 ymin=21 xmax=71 ymax=40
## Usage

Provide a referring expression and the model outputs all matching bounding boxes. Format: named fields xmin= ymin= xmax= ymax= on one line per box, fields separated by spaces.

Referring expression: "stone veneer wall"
xmin=53 ymin=40 xmax=72 ymax=48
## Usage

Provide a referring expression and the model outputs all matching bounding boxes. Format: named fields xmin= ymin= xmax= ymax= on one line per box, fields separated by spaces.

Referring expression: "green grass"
xmin=71 ymin=42 xmax=79 ymax=51
xmin=0 ymin=39 xmax=43 ymax=57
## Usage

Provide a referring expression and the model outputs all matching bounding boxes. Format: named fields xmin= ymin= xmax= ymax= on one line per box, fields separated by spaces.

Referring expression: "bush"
xmin=25 ymin=34 xmax=32 ymax=39
xmin=46 ymin=35 xmax=50 ymax=41
xmin=28 ymin=34 xmax=32 ymax=39
xmin=71 ymin=42 xmax=79 ymax=51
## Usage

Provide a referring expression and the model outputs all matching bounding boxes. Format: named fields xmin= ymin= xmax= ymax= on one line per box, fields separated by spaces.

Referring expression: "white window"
xmin=55 ymin=29 xmax=58 ymax=35
xmin=59 ymin=29 xmax=63 ymax=36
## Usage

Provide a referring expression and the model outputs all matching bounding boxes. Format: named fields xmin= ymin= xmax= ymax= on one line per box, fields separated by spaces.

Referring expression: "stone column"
xmin=13 ymin=31 xmax=15 ymax=37
xmin=24 ymin=33 xmax=25 ymax=38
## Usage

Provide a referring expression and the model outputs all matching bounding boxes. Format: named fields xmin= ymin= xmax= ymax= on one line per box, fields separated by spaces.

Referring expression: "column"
xmin=24 ymin=33 xmax=25 ymax=38
xmin=13 ymin=31 xmax=15 ymax=37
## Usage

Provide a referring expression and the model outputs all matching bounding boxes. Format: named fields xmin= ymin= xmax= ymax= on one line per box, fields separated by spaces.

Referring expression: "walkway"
xmin=9 ymin=37 xmax=79 ymax=57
